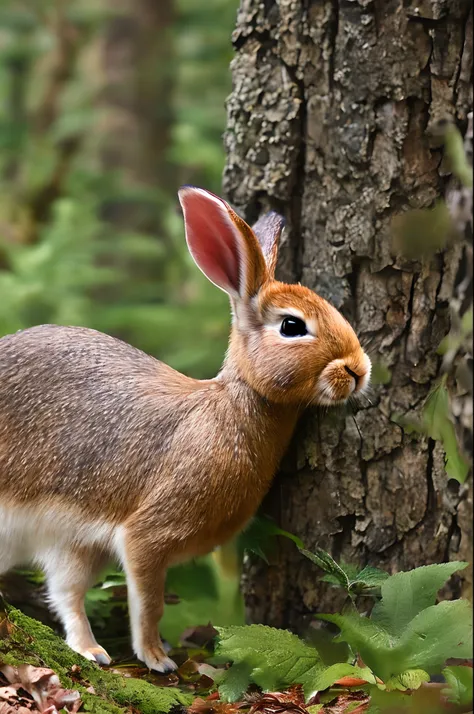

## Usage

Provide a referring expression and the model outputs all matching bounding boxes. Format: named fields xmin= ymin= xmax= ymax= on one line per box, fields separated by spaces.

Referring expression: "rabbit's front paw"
xmin=77 ymin=645 xmax=112 ymax=666
xmin=142 ymin=648 xmax=177 ymax=674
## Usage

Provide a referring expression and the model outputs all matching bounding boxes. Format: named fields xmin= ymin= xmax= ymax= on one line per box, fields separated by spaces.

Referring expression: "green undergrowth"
xmin=0 ymin=606 xmax=192 ymax=714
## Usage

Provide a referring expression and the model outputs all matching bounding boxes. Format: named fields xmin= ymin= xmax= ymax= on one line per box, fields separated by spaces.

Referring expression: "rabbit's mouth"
xmin=314 ymin=355 xmax=371 ymax=406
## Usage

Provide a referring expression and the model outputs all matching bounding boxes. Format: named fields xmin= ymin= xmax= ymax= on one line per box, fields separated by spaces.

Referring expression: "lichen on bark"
xmin=223 ymin=0 xmax=473 ymax=629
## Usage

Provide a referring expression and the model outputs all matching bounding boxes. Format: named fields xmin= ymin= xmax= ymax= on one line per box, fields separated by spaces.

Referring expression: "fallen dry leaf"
xmin=0 ymin=703 xmax=32 ymax=714
xmin=181 ymin=624 xmax=218 ymax=649
xmin=188 ymin=696 xmax=243 ymax=714
xmin=322 ymin=692 xmax=370 ymax=714
xmin=248 ymin=689 xmax=307 ymax=714
xmin=0 ymin=614 xmax=13 ymax=641
xmin=1 ymin=663 xmax=81 ymax=713
xmin=0 ymin=687 xmax=17 ymax=702
xmin=178 ymin=659 xmax=201 ymax=681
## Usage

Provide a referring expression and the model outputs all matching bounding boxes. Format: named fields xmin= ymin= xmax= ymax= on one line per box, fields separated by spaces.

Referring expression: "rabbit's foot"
xmin=142 ymin=647 xmax=177 ymax=673
xmin=75 ymin=644 xmax=112 ymax=666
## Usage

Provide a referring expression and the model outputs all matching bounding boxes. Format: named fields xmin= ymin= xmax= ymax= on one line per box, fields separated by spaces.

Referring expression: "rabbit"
xmin=0 ymin=187 xmax=371 ymax=673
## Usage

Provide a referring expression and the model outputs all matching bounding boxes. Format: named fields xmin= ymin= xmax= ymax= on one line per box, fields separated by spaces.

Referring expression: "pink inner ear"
xmin=179 ymin=188 xmax=242 ymax=295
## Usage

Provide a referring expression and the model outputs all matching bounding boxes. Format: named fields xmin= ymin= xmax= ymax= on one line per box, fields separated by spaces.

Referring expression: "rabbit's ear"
xmin=251 ymin=211 xmax=285 ymax=278
xmin=178 ymin=187 xmax=268 ymax=300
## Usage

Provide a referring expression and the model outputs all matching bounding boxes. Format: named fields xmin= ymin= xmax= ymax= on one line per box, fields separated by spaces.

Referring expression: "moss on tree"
xmin=0 ymin=605 xmax=192 ymax=713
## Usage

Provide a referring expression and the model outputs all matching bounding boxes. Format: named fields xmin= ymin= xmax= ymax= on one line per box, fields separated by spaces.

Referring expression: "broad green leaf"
xmin=299 ymin=549 xmax=351 ymax=590
xmin=397 ymin=599 xmax=473 ymax=671
xmin=214 ymin=624 xmax=373 ymax=700
xmin=371 ymin=562 xmax=468 ymax=635
xmin=215 ymin=625 xmax=324 ymax=698
xmin=442 ymin=665 xmax=473 ymax=706
xmin=218 ymin=661 xmax=253 ymax=702
xmin=306 ymin=624 xmax=352 ymax=666
xmin=320 ymin=597 xmax=472 ymax=682
xmin=318 ymin=612 xmax=394 ymax=681
xmin=385 ymin=669 xmax=430 ymax=691
xmin=366 ymin=684 xmax=446 ymax=713
xmin=349 ymin=566 xmax=389 ymax=594
xmin=353 ymin=566 xmax=389 ymax=587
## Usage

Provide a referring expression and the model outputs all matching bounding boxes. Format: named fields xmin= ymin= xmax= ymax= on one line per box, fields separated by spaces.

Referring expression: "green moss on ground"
xmin=0 ymin=606 xmax=192 ymax=714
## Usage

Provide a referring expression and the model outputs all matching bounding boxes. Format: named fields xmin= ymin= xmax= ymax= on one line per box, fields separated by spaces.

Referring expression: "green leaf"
xmin=444 ymin=123 xmax=473 ymax=188
xmin=349 ymin=566 xmax=389 ymax=594
xmin=422 ymin=379 xmax=470 ymax=483
xmin=393 ymin=379 xmax=470 ymax=483
xmin=397 ymin=599 xmax=473 ymax=671
xmin=371 ymin=562 xmax=468 ymax=635
xmin=365 ymin=684 xmax=442 ymax=713
xmin=214 ymin=625 xmax=373 ymax=701
xmin=217 ymin=661 xmax=253 ymax=702
xmin=443 ymin=421 xmax=471 ymax=483
xmin=318 ymin=611 xmax=394 ymax=681
xmin=238 ymin=517 xmax=304 ymax=561
xmin=305 ymin=625 xmax=352 ymax=666
xmin=303 ymin=550 xmax=388 ymax=597
xmin=442 ymin=665 xmax=473 ymax=706
xmin=385 ymin=669 xmax=430 ymax=691
xmin=320 ymin=597 xmax=473 ymax=682
xmin=299 ymin=549 xmax=351 ymax=590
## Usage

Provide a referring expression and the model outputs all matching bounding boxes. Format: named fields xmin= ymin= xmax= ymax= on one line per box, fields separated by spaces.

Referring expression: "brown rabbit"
xmin=0 ymin=187 xmax=371 ymax=672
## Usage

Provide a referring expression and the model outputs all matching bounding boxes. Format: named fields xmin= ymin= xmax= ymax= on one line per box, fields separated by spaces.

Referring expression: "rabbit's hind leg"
xmin=0 ymin=508 xmax=26 ymax=576
xmin=0 ymin=538 xmax=19 ymax=576
xmin=43 ymin=546 xmax=111 ymax=666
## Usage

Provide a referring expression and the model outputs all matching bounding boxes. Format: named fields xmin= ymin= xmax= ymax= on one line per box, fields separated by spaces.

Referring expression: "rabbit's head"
xmin=178 ymin=187 xmax=370 ymax=406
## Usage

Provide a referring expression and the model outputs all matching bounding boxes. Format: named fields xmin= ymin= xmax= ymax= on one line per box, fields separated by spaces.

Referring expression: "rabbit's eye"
xmin=280 ymin=316 xmax=308 ymax=337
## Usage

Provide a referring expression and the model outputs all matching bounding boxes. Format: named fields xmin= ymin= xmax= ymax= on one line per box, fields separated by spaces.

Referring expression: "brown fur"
xmin=0 ymin=188 xmax=370 ymax=671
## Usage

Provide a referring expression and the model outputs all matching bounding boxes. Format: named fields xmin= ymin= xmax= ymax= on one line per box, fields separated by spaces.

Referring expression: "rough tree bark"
xmin=223 ymin=0 xmax=473 ymax=630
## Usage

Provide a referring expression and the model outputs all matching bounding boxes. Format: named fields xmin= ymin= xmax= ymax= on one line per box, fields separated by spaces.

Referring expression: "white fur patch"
xmin=314 ymin=374 xmax=338 ymax=405
xmin=0 ymin=503 xmax=117 ymax=573
xmin=114 ymin=525 xmax=143 ymax=657
xmin=356 ymin=353 xmax=372 ymax=395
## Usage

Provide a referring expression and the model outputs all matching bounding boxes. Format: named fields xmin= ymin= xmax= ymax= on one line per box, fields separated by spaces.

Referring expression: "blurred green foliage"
xmin=0 ymin=0 xmax=237 ymax=378
xmin=0 ymin=0 xmax=248 ymax=647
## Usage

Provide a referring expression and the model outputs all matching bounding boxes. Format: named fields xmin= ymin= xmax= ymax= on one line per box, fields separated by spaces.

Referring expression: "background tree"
xmin=223 ymin=0 xmax=473 ymax=629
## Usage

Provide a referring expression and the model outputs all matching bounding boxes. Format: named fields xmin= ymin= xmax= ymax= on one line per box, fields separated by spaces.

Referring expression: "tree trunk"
xmin=223 ymin=0 xmax=473 ymax=630
xmin=99 ymin=0 xmax=175 ymax=234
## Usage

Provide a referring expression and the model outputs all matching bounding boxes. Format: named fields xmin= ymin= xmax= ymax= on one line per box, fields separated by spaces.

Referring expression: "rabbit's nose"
xmin=344 ymin=365 xmax=361 ymax=385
